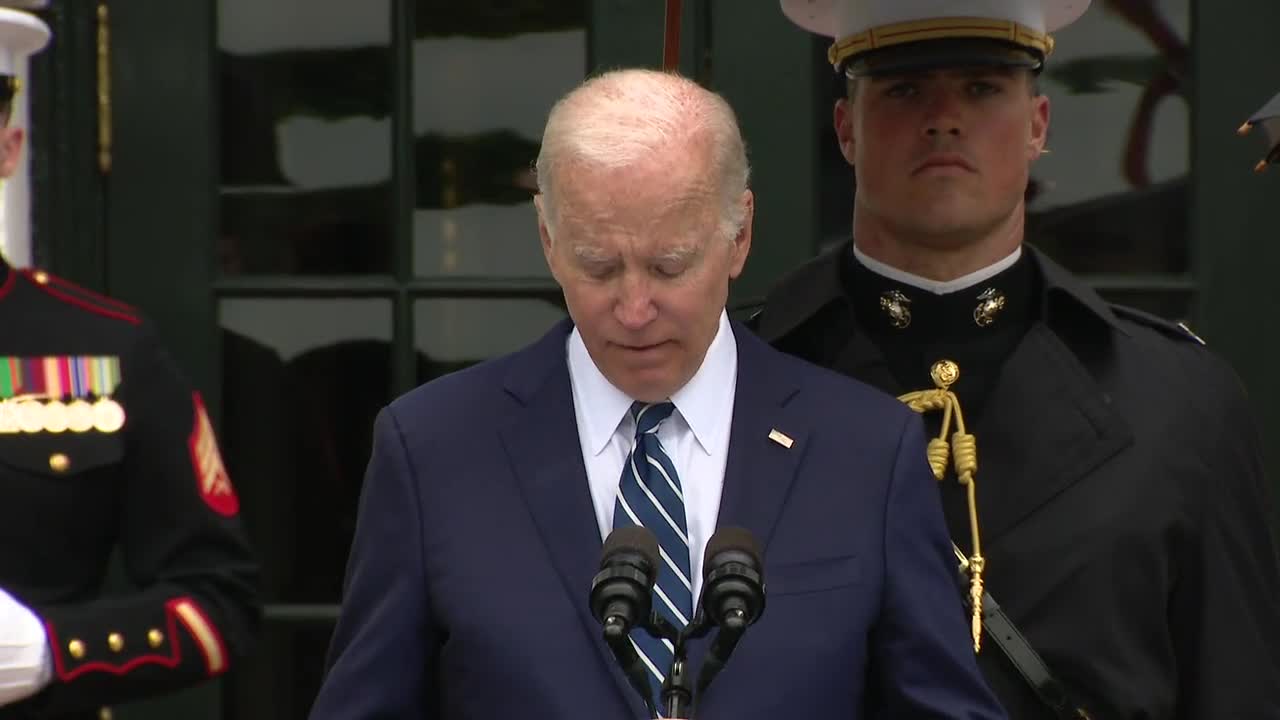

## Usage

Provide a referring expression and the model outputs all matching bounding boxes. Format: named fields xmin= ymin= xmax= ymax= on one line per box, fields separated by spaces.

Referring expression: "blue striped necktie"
xmin=612 ymin=401 xmax=692 ymax=709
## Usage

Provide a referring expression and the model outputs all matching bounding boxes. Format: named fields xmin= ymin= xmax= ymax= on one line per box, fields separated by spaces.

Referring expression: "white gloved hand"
xmin=0 ymin=586 xmax=52 ymax=706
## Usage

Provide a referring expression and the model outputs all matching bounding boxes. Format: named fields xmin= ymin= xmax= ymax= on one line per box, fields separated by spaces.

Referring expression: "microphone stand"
xmin=695 ymin=608 xmax=747 ymax=697
xmin=661 ymin=654 xmax=693 ymax=719
xmin=603 ymin=614 xmax=659 ymax=718
xmin=649 ymin=611 xmax=713 ymax=718
xmin=649 ymin=606 xmax=753 ymax=717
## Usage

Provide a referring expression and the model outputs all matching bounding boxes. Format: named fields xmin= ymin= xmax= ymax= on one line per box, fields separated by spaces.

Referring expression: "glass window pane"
xmin=219 ymin=299 xmax=393 ymax=606
xmin=1029 ymin=1 xmax=1191 ymax=274
xmin=412 ymin=3 xmax=587 ymax=278
xmin=1028 ymin=177 xmax=1190 ymax=275
xmin=219 ymin=0 xmax=393 ymax=275
xmin=414 ymin=298 xmax=567 ymax=383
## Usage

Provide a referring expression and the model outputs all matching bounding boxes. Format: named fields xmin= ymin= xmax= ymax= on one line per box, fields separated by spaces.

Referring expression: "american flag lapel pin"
xmin=768 ymin=429 xmax=794 ymax=449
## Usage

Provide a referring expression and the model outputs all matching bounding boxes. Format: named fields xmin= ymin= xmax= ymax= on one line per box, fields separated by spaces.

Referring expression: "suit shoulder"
xmin=386 ymin=348 xmax=520 ymax=423
xmin=19 ymin=268 xmax=143 ymax=326
xmin=1106 ymin=304 xmax=1253 ymax=415
xmin=1109 ymin=303 xmax=1205 ymax=347
xmin=753 ymin=246 xmax=845 ymax=343
xmin=771 ymin=247 xmax=840 ymax=295
xmin=773 ymin=345 xmax=915 ymax=420
xmin=729 ymin=297 xmax=765 ymax=330
xmin=1107 ymin=302 xmax=1238 ymax=387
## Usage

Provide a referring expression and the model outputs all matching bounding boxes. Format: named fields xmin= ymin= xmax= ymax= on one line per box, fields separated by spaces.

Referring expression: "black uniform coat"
xmin=750 ymin=243 xmax=1280 ymax=719
xmin=0 ymin=259 xmax=260 ymax=719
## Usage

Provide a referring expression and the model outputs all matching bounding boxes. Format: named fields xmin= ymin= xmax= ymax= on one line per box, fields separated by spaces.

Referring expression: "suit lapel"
xmin=976 ymin=323 xmax=1133 ymax=542
xmin=685 ymin=325 xmax=808 ymax=698
xmin=715 ymin=325 xmax=808 ymax=558
xmin=498 ymin=321 xmax=648 ymax=717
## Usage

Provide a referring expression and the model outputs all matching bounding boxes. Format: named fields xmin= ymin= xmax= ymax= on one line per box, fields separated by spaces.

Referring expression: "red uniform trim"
xmin=21 ymin=270 xmax=141 ymax=325
xmin=44 ymin=272 xmax=136 ymax=313
xmin=187 ymin=391 xmax=239 ymax=517
xmin=169 ymin=597 xmax=230 ymax=677
xmin=44 ymin=609 xmax=183 ymax=682
xmin=0 ymin=266 xmax=15 ymax=300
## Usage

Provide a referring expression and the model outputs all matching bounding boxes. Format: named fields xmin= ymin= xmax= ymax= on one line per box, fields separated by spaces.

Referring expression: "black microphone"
xmin=695 ymin=527 xmax=766 ymax=697
xmin=590 ymin=526 xmax=661 ymax=716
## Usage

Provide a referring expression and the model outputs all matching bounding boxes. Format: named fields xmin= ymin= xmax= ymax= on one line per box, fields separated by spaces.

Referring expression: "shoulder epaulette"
xmin=22 ymin=269 xmax=141 ymax=325
xmin=1109 ymin=303 xmax=1206 ymax=346
xmin=728 ymin=297 xmax=765 ymax=328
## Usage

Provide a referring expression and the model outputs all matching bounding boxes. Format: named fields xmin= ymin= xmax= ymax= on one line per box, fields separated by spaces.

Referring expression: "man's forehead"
xmin=555 ymin=181 xmax=717 ymax=220
xmin=558 ymin=156 xmax=715 ymax=191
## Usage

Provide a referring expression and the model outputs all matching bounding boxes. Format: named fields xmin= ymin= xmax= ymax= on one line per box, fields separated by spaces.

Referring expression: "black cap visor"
xmin=844 ymin=38 xmax=1043 ymax=78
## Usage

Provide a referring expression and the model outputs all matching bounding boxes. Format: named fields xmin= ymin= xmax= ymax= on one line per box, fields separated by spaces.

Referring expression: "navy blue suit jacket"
xmin=309 ymin=319 xmax=1006 ymax=719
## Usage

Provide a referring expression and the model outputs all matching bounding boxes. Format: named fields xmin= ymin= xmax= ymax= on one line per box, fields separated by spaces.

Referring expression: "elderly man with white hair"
xmin=309 ymin=68 xmax=1006 ymax=719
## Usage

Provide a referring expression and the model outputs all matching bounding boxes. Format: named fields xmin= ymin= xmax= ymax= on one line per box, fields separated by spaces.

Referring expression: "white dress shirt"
xmin=0 ymin=587 xmax=51 ymax=706
xmin=567 ymin=310 xmax=737 ymax=606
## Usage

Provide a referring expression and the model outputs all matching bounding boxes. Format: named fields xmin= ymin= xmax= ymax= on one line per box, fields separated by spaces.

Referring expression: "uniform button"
xmin=49 ymin=453 xmax=70 ymax=473
xmin=108 ymin=633 xmax=124 ymax=652
xmin=33 ymin=271 xmax=49 ymax=285
xmin=68 ymin=639 xmax=86 ymax=659
xmin=148 ymin=629 xmax=164 ymax=648
xmin=99 ymin=708 xmax=114 ymax=720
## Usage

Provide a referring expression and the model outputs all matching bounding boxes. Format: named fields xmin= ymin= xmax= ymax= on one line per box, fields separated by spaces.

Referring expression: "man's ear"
xmin=1028 ymin=93 xmax=1050 ymax=161
xmin=728 ymin=189 xmax=754 ymax=280
xmin=0 ymin=127 xmax=25 ymax=178
xmin=534 ymin=194 xmax=557 ymax=272
xmin=834 ymin=98 xmax=857 ymax=167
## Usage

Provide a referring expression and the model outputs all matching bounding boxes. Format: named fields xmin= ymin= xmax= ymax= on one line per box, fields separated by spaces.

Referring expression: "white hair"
xmin=535 ymin=68 xmax=751 ymax=242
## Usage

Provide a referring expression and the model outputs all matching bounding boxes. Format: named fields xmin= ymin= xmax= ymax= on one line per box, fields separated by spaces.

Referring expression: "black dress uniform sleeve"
xmin=22 ymin=318 xmax=261 ymax=716
xmin=1172 ymin=348 xmax=1280 ymax=718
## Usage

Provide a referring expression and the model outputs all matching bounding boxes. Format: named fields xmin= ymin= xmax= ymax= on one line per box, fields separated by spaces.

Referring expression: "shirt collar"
xmin=669 ymin=310 xmax=736 ymax=456
xmin=853 ymin=244 xmax=1023 ymax=295
xmin=567 ymin=327 xmax=635 ymax=457
xmin=567 ymin=310 xmax=737 ymax=457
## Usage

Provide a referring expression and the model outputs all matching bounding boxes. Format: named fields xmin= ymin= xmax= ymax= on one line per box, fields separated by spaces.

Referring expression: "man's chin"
xmin=609 ymin=369 xmax=683 ymax=404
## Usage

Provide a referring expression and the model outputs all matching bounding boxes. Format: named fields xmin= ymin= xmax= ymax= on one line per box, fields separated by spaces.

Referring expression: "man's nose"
xmin=615 ymin=279 xmax=658 ymax=329
xmin=923 ymin=90 xmax=965 ymax=138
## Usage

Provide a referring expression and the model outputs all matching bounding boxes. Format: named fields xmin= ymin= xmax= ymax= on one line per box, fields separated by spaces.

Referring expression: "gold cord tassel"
xmin=898 ymin=360 xmax=986 ymax=652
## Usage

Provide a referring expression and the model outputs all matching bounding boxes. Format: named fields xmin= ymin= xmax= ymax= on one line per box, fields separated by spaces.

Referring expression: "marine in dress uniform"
xmin=0 ymin=6 xmax=260 ymax=719
xmin=751 ymin=0 xmax=1280 ymax=717
xmin=1239 ymin=90 xmax=1280 ymax=171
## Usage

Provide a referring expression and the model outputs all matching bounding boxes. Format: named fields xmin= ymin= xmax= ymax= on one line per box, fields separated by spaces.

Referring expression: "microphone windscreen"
xmin=603 ymin=525 xmax=661 ymax=573
xmin=702 ymin=526 xmax=762 ymax=576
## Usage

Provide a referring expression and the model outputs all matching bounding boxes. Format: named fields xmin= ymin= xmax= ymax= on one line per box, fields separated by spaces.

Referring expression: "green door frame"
xmin=35 ymin=0 xmax=219 ymax=403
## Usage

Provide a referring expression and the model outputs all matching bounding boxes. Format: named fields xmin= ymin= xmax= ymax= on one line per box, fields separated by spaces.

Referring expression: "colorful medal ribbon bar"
xmin=0 ymin=356 xmax=122 ymax=400
xmin=0 ymin=357 xmax=126 ymax=434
